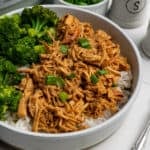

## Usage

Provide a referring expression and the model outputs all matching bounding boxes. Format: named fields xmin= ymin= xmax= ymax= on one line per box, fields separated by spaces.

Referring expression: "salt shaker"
xmin=108 ymin=0 xmax=148 ymax=28
xmin=141 ymin=22 xmax=150 ymax=57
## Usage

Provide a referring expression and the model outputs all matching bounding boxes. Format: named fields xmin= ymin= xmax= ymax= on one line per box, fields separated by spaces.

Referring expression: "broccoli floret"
xmin=0 ymin=85 xmax=22 ymax=120
xmin=0 ymin=57 xmax=22 ymax=120
xmin=0 ymin=105 xmax=8 ymax=120
xmin=0 ymin=14 xmax=24 ymax=40
xmin=0 ymin=14 xmax=45 ymax=65
xmin=11 ymin=13 xmax=22 ymax=25
xmin=22 ymin=5 xmax=59 ymax=32
xmin=0 ymin=72 xmax=23 ymax=85
xmin=0 ymin=57 xmax=23 ymax=85
xmin=38 ymin=27 xmax=57 ymax=43
xmin=0 ymin=6 xmax=59 ymax=66
xmin=0 ymin=56 xmax=16 ymax=72
xmin=34 ymin=45 xmax=45 ymax=54
xmin=0 ymin=14 xmax=26 ymax=59
xmin=8 ymin=88 xmax=22 ymax=112
xmin=21 ymin=5 xmax=59 ymax=40
xmin=28 ymin=26 xmax=57 ymax=44
xmin=12 ymin=36 xmax=45 ymax=65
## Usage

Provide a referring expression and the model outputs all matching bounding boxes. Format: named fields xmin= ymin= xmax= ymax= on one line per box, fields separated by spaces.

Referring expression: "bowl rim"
xmin=58 ymin=0 xmax=109 ymax=8
xmin=0 ymin=0 xmax=21 ymax=9
xmin=0 ymin=4 xmax=142 ymax=138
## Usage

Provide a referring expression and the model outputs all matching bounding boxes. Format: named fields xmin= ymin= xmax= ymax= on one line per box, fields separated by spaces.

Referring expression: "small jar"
xmin=108 ymin=0 xmax=148 ymax=28
xmin=56 ymin=0 xmax=110 ymax=16
xmin=141 ymin=22 xmax=150 ymax=57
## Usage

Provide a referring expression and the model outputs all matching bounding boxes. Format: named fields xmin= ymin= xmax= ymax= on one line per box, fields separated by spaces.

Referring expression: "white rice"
xmin=84 ymin=71 xmax=132 ymax=128
xmin=3 ymin=112 xmax=32 ymax=131
xmin=1 ymin=71 xmax=132 ymax=131
xmin=118 ymin=71 xmax=132 ymax=89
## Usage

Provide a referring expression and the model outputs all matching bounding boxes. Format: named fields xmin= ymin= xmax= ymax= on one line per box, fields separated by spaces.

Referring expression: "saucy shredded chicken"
xmin=17 ymin=14 xmax=131 ymax=133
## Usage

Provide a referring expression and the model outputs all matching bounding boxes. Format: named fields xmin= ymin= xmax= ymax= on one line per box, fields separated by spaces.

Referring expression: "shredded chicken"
xmin=17 ymin=14 xmax=131 ymax=133
xmin=17 ymin=76 xmax=34 ymax=118
xmin=57 ymin=14 xmax=81 ymax=44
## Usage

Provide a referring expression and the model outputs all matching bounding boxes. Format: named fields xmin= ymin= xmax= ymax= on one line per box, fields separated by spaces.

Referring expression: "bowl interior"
xmin=58 ymin=0 xmax=107 ymax=7
xmin=1 ymin=5 xmax=141 ymax=136
xmin=48 ymin=6 xmax=140 ymax=94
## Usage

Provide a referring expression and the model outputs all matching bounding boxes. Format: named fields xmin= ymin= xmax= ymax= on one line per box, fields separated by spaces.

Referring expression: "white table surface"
xmin=0 ymin=2 xmax=150 ymax=150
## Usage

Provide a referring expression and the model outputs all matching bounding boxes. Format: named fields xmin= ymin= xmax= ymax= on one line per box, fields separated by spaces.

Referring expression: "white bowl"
xmin=0 ymin=0 xmax=43 ymax=15
xmin=0 ymin=5 xmax=142 ymax=150
xmin=54 ymin=0 xmax=110 ymax=15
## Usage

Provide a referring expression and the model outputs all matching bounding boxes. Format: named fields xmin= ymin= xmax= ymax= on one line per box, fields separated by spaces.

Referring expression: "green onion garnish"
xmin=90 ymin=0 xmax=103 ymax=4
xmin=78 ymin=38 xmax=91 ymax=49
xmin=60 ymin=45 xmax=68 ymax=55
xmin=66 ymin=73 xmax=76 ymax=80
xmin=45 ymin=75 xmax=65 ymax=87
xmin=59 ymin=91 xmax=68 ymax=102
xmin=90 ymin=74 xmax=99 ymax=84
xmin=76 ymin=1 xmax=87 ymax=5
xmin=96 ymin=69 xmax=108 ymax=76
xmin=64 ymin=0 xmax=103 ymax=5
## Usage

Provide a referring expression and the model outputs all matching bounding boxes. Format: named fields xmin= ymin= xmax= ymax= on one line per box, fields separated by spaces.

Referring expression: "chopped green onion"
xmin=66 ymin=73 xmax=76 ymax=80
xmin=96 ymin=69 xmax=108 ymax=76
xmin=78 ymin=38 xmax=91 ymax=49
xmin=45 ymin=75 xmax=65 ymax=88
xmin=59 ymin=91 xmax=68 ymax=102
xmin=90 ymin=0 xmax=103 ymax=4
xmin=90 ymin=74 xmax=99 ymax=84
xmin=64 ymin=0 xmax=103 ymax=5
xmin=76 ymin=1 xmax=87 ymax=5
xmin=60 ymin=45 xmax=68 ymax=54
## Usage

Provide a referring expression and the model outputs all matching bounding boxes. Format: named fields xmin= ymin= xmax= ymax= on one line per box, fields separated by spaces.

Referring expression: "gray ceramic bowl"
xmin=0 ymin=5 xmax=142 ymax=150
xmin=53 ymin=0 xmax=110 ymax=15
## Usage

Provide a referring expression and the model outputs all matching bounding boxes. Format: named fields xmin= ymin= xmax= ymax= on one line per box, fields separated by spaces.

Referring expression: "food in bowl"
xmin=63 ymin=0 xmax=104 ymax=5
xmin=56 ymin=0 xmax=109 ymax=15
xmin=0 ymin=5 xmax=132 ymax=134
xmin=0 ymin=5 xmax=141 ymax=150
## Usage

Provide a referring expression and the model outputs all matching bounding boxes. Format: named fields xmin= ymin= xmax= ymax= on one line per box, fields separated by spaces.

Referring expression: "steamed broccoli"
xmin=0 ymin=57 xmax=23 ymax=120
xmin=0 ymin=6 xmax=59 ymax=65
xmin=0 ymin=85 xmax=22 ymax=120
xmin=0 ymin=6 xmax=59 ymax=119
xmin=0 ymin=105 xmax=8 ymax=120
xmin=21 ymin=5 xmax=59 ymax=33
xmin=0 ymin=14 xmax=26 ymax=58
xmin=0 ymin=14 xmax=39 ymax=65
xmin=21 ymin=5 xmax=59 ymax=41
xmin=12 ymin=36 xmax=45 ymax=65
xmin=0 ymin=57 xmax=23 ymax=85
